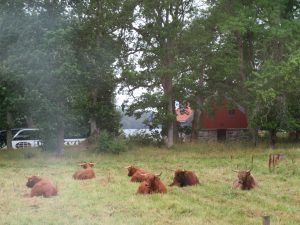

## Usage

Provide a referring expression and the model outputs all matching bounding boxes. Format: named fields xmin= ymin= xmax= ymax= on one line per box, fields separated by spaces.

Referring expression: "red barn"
xmin=176 ymin=101 xmax=250 ymax=141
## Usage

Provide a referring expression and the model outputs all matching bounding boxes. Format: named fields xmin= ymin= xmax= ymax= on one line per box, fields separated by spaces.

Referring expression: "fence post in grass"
xmin=262 ymin=215 xmax=270 ymax=225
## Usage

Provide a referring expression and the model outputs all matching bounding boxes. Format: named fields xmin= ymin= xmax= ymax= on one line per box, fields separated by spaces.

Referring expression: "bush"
xmin=96 ymin=130 xmax=127 ymax=154
xmin=127 ymin=130 xmax=164 ymax=147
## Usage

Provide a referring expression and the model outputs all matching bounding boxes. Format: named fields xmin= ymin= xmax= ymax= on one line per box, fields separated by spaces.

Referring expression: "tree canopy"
xmin=1 ymin=0 xmax=300 ymax=149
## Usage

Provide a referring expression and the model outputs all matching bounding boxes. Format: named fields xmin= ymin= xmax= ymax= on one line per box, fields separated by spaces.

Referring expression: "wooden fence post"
xmin=262 ymin=215 xmax=270 ymax=225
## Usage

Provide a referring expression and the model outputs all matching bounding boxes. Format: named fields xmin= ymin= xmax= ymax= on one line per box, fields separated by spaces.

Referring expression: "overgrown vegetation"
xmin=126 ymin=130 xmax=164 ymax=147
xmin=0 ymin=143 xmax=299 ymax=225
xmin=96 ymin=130 xmax=127 ymax=154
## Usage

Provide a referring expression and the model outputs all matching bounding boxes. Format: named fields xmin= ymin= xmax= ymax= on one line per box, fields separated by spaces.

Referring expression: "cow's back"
xmin=185 ymin=171 xmax=199 ymax=186
xmin=73 ymin=168 xmax=95 ymax=180
xmin=31 ymin=180 xmax=57 ymax=197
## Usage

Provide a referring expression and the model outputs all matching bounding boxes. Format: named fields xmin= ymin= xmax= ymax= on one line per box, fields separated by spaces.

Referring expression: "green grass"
xmin=0 ymin=142 xmax=299 ymax=225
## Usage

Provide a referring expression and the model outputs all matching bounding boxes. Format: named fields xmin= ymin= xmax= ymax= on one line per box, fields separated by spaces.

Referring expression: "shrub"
xmin=96 ymin=130 xmax=127 ymax=154
xmin=127 ymin=130 xmax=164 ymax=147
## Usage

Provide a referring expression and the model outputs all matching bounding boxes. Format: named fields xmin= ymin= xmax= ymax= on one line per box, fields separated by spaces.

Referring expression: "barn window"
xmin=228 ymin=109 xmax=236 ymax=117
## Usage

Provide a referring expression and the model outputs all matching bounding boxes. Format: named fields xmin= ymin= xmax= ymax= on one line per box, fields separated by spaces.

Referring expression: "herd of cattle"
xmin=25 ymin=156 xmax=280 ymax=197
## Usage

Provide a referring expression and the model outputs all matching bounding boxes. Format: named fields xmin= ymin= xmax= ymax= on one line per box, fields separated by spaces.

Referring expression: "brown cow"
xmin=73 ymin=162 xmax=95 ymax=180
xmin=126 ymin=165 xmax=152 ymax=182
xmin=169 ymin=169 xmax=200 ymax=187
xmin=26 ymin=176 xmax=58 ymax=197
xmin=137 ymin=173 xmax=167 ymax=194
xmin=131 ymin=171 xmax=154 ymax=182
xmin=233 ymin=170 xmax=256 ymax=190
xmin=126 ymin=165 xmax=145 ymax=177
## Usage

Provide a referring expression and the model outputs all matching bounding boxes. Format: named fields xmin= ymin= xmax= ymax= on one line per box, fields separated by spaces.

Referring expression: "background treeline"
xmin=1 ymin=0 xmax=300 ymax=153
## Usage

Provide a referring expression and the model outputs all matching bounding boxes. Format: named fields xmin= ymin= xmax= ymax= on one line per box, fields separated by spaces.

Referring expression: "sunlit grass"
xmin=0 ymin=142 xmax=299 ymax=225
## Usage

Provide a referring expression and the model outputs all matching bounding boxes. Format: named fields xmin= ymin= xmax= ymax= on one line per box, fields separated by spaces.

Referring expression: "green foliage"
xmin=96 ymin=130 xmax=127 ymax=154
xmin=127 ymin=130 xmax=164 ymax=147
xmin=119 ymin=0 xmax=196 ymax=146
xmin=0 ymin=1 xmax=122 ymax=151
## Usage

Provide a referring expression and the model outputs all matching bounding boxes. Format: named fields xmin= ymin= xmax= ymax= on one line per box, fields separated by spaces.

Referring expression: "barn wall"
xmin=201 ymin=105 xmax=248 ymax=129
xmin=226 ymin=129 xmax=251 ymax=141
xmin=198 ymin=129 xmax=218 ymax=141
xmin=198 ymin=129 xmax=251 ymax=141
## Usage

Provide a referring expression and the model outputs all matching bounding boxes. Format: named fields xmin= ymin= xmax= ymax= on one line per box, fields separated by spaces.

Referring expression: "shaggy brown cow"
xmin=268 ymin=153 xmax=286 ymax=169
xmin=125 ymin=165 xmax=152 ymax=182
xmin=131 ymin=171 xmax=154 ymax=182
xmin=137 ymin=173 xmax=167 ymax=194
xmin=169 ymin=169 xmax=200 ymax=187
xmin=26 ymin=176 xmax=58 ymax=197
xmin=126 ymin=165 xmax=145 ymax=177
xmin=233 ymin=170 xmax=256 ymax=190
xmin=73 ymin=162 xmax=95 ymax=180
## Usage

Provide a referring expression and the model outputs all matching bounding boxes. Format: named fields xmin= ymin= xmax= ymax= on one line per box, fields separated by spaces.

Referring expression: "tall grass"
xmin=0 ymin=142 xmax=299 ymax=225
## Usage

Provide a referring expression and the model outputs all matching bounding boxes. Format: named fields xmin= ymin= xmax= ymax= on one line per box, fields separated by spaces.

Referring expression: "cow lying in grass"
xmin=126 ymin=165 xmax=145 ymax=177
xmin=169 ymin=169 xmax=200 ymax=187
xmin=233 ymin=170 xmax=256 ymax=190
xmin=73 ymin=162 xmax=95 ymax=180
xmin=26 ymin=176 xmax=58 ymax=197
xmin=137 ymin=173 xmax=167 ymax=194
xmin=126 ymin=165 xmax=152 ymax=182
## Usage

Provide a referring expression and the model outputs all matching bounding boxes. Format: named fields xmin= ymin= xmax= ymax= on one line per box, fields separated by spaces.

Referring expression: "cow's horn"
xmin=155 ymin=172 xmax=162 ymax=177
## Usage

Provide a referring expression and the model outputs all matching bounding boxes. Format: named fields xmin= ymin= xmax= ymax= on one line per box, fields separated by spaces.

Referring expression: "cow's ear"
xmin=89 ymin=163 xmax=95 ymax=168
xmin=246 ymin=170 xmax=251 ymax=175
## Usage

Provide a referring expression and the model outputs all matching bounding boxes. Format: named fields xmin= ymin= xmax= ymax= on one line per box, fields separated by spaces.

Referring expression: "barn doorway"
xmin=217 ymin=129 xmax=226 ymax=141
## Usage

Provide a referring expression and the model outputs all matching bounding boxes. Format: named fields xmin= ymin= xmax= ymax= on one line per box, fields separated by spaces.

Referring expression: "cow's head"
xmin=169 ymin=169 xmax=185 ymax=186
xmin=235 ymin=170 xmax=251 ymax=184
xmin=79 ymin=162 xmax=95 ymax=169
xmin=26 ymin=176 xmax=42 ymax=188
xmin=126 ymin=165 xmax=140 ymax=176
xmin=147 ymin=173 xmax=162 ymax=190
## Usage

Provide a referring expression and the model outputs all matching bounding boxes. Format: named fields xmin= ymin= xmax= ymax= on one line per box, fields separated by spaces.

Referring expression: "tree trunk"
xmin=6 ymin=112 xmax=13 ymax=150
xmin=89 ymin=118 xmax=99 ymax=136
xmin=246 ymin=31 xmax=255 ymax=70
xmin=88 ymin=0 xmax=102 ymax=138
xmin=167 ymin=91 xmax=174 ymax=148
xmin=269 ymin=130 xmax=276 ymax=149
xmin=89 ymin=89 xmax=99 ymax=137
xmin=161 ymin=74 xmax=174 ymax=148
xmin=235 ymin=31 xmax=246 ymax=83
xmin=57 ymin=123 xmax=65 ymax=155
xmin=26 ymin=116 xmax=35 ymax=128
xmin=191 ymin=65 xmax=205 ymax=142
xmin=172 ymin=100 xmax=179 ymax=143
xmin=191 ymin=96 xmax=203 ymax=142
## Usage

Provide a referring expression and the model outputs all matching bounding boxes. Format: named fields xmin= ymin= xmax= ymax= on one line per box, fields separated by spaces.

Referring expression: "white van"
xmin=1 ymin=128 xmax=86 ymax=149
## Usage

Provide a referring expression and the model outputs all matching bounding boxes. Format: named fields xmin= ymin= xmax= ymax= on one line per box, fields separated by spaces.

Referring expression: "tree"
xmin=0 ymin=0 xmax=28 ymax=149
xmin=120 ymin=0 xmax=195 ymax=147
xmin=68 ymin=0 xmax=122 ymax=137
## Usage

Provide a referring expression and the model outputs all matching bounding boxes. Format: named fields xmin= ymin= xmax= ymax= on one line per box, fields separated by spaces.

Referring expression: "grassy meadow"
xmin=0 ymin=142 xmax=299 ymax=225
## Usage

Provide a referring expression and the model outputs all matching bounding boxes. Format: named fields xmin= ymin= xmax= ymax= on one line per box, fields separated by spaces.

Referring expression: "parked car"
xmin=0 ymin=128 xmax=86 ymax=149
xmin=0 ymin=129 xmax=22 ymax=148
